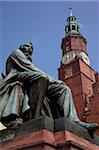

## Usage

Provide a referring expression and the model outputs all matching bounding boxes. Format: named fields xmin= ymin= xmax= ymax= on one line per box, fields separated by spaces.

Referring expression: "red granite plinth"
xmin=55 ymin=130 xmax=99 ymax=150
xmin=0 ymin=117 xmax=99 ymax=150
xmin=0 ymin=129 xmax=55 ymax=150
xmin=1 ymin=129 xmax=99 ymax=150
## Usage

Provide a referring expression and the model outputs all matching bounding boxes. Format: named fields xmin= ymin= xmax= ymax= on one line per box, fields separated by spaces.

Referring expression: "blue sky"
xmin=0 ymin=1 xmax=99 ymax=78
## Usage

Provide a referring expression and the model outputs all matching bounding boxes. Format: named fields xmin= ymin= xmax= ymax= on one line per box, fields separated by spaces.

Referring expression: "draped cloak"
xmin=0 ymin=49 xmax=61 ymax=119
xmin=0 ymin=49 xmax=80 ymax=123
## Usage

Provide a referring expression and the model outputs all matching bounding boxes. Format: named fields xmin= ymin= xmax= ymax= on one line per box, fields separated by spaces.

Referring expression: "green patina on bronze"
xmin=0 ymin=42 xmax=98 ymax=130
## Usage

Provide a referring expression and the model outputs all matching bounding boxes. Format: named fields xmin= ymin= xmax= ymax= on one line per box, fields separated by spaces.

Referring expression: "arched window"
xmin=72 ymin=17 xmax=74 ymax=21
xmin=68 ymin=26 xmax=70 ymax=32
xmin=72 ymin=25 xmax=76 ymax=30
xmin=77 ymin=26 xmax=79 ymax=31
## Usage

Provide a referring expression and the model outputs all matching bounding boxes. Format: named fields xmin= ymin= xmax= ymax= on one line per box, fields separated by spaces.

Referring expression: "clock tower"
xmin=58 ymin=8 xmax=99 ymax=129
xmin=61 ymin=8 xmax=90 ymax=66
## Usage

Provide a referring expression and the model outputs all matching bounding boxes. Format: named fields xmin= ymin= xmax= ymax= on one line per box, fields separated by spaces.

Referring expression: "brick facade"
xmin=59 ymin=32 xmax=99 ymax=135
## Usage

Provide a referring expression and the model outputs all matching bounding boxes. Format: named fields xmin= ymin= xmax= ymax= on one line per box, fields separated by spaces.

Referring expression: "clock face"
xmin=62 ymin=51 xmax=75 ymax=65
xmin=79 ymin=51 xmax=90 ymax=66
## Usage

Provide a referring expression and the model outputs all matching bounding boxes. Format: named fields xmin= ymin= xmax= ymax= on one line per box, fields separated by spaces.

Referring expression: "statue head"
xmin=19 ymin=42 xmax=33 ymax=61
xmin=19 ymin=42 xmax=33 ymax=55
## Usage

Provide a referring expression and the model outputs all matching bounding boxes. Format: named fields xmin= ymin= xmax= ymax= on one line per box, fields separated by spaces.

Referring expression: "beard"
xmin=27 ymin=55 xmax=32 ymax=62
xmin=24 ymin=53 xmax=32 ymax=62
xmin=22 ymin=50 xmax=33 ymax=62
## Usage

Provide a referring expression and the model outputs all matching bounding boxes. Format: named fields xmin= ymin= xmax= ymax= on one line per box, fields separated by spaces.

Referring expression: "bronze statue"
xmin=0 ymin=42 xmax=98 ymax=130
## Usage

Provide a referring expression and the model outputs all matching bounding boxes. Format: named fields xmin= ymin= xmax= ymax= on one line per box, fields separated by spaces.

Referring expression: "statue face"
xmin=23 ymin=43 xmax=33 ymax=56
xmin=20 ymin=42 xmax=33 ymax=62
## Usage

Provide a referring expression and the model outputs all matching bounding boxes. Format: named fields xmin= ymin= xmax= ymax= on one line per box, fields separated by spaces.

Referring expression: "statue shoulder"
xmin=6 ymin=49 xmax=24 ymax=74
xmin=11 ymin=49 xmax=25 ymax=58
xmin=0 ymin=73 xmax=3 ymax=81
xmin=0 ymin=73 xmax=5 ymax=82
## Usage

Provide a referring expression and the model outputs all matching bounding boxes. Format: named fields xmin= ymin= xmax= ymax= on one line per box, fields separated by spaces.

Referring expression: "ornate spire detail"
xmin=65 ymin=8 xmax=80 ymax=35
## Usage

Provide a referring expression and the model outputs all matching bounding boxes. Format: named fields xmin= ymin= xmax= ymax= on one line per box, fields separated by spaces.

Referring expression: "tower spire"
xmin=65 ymin=8 xmax=80 ymax=35
xmin=69 ymin=7 xmax=73 ymax=16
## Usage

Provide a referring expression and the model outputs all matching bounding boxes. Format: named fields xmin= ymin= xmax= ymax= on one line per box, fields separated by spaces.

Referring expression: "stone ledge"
xmin=0 ymin=130 xmax=56 ymax=150
xmin=0 ymin=116 xmax=99 ymax=147
xmin=1 ymin=130 xmax=99 ymax=150
xmin=55 ymin=117 xmax=99 ymax=146
xmin=0 ymin=116 xmax=54 ymax=142
xmin=54 ymin=130 xmax=99 ymax=150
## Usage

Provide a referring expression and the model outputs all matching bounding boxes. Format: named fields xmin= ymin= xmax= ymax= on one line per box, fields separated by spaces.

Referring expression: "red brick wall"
xmin=61 ymin=34 xmax=87 ymax=55
xmin=60 ymin=33 xmax=99 ymax=135
xmin=58 ymin=61 xmax=85 ymax=120
xmin=86 ymin=73 xmax=99 ymax=135
xmin=79 ymin=60 xmax=95 ymax=82
xmin=58 ymin=60 xmax=99 ymax=131
xmin=70 ymin=36 xmax=86 ymax=52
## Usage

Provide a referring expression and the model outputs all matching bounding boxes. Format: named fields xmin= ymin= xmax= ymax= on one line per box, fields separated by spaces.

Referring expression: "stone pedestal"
xmin=0 ymin=117 xmax=99 ymax=150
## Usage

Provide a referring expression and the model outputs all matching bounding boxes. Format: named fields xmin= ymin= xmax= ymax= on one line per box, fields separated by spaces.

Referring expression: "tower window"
xmin=72 ymin=25 xmax=75 ymax=30
xmin=66 ymin=27 xmax=68 ymax=32
xmin=67 ymin=18 xmax=70 ymax=22
xmin=68 ymin=26 xmax=70 ymax=32
xmin=70 ymin=17 xmax=73 ymax=22
xmin=77 ymin=26 xmax=79 ymax=31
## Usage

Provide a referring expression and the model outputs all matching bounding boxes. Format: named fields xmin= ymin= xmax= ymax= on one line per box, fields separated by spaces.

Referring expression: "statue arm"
xmin=10 ymin=49 xmax=34 ymax=71
xmin=6 ymin=49 xmax=38 ymax=74
xmin=8 ymin=49 xmax=52 ymax=78
xmin=7 ymin=49 xmax=58 ymax=82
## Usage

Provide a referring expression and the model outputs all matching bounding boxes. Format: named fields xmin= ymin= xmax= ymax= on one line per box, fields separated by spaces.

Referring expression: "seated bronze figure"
xmin=0 ymin=42 xmax=98 ymax=131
